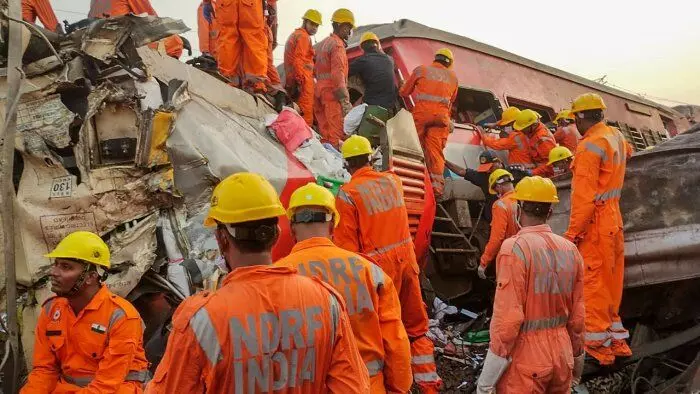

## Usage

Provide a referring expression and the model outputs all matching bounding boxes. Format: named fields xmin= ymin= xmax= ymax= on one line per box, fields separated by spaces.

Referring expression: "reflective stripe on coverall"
xmin=22 ymin=0 xmax=59 ymax=32
xmin=553 ymin=124 xmax=581 ymax=154
xmin=490 ymin=225 xmax=585 ymax=393
xmin=399 ymin=62 xmax=458 ymax=197
xmin=88 ymin=0 xmax=184 ymax=59
xmin=526 ymin=122 xmax=557 ymax=176
xmin=197 ymin=2 xmax=217 ymax=55
xmin=146 ymin=265 xmax=369 ymax=393
xmin=314 ymin=34 xmax=349 ymax=147
xmin=564 ymin=122 xmax=632 ymax=361
xmin=284 ymin=27 xmax=315 ymax=126
xmin=482 ymin=131 xmax=534 ymax=169
xmin=275 ymin=237 xmax=412 ymax=393
xmin=335 ymin=167 xmax=442 ymax=392
xmin=479 ymin=190 xmax=520 ymax=268
xmin=21 ymin=285 xmax=150 ymax=394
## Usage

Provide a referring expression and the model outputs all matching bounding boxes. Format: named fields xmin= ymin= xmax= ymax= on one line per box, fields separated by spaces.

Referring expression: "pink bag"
xmin=269 ymin=108 xmax=312 ymax=152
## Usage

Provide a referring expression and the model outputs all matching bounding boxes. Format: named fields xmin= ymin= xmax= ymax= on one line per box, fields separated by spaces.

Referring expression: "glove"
xmin=478 ymin=264 xmax=487 ymax=280
xmin=202 ymin=2 xmax=214 ymax=23
xmin=572 ymin=352 xmax=585 ymax=386
xmin=476 ymin=349 xmax=510 ymax=393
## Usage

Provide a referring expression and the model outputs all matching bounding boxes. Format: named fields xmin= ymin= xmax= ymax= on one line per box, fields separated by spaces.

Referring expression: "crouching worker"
xmin=22 ymin=231 xmax=150 ymax=393
xmin=477 ymin=177 xmax=585 ymax=393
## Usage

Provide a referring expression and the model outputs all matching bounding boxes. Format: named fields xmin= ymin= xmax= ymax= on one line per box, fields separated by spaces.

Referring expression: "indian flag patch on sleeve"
xmin=91 ymin=323 xmax=107 ymax=334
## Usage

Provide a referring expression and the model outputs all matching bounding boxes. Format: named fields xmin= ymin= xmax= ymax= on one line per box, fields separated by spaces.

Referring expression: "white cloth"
xmin=476 ymin=349 xmax=511 ymax=393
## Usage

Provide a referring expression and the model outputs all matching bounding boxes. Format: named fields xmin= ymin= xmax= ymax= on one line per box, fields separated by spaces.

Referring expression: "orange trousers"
xmin=413 ymin=106 xmax=450 ymax=197
xmin=314 ymin=88 xmax=344 ymax=148
xmin=297 ymin=78 xmax=314 ymax=125
xmin=265 ymin=25 xmax=283 ymax=93
xmin=215 ymin=0 xmax=267 ymax=91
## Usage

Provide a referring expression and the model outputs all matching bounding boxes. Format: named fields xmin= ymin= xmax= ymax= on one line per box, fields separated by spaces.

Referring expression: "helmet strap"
xmin=66 ymin=263 xmax=91 ymax=297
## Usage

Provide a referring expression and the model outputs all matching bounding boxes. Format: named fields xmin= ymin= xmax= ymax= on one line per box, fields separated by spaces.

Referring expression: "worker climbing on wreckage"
xmin=349 ymin=31 xmax=398 ymax=115
xmin=284 ymin=9 xmax=321 ymax=126
xmin=513 ymin=109 xmax=557 ymax=177
xmin=477 ymin=176 xmax=585 ymax=393
xmin=264 ymin=0 xmax=286 ymax=109
xmin=276 ymin=183 xmax=413 ymax=393
xmin=565 ymin=93 xmax=633 ymax=365
xmin=480 ymin=106 xmax=534 ymax=171
xmin=335 ymin=135 xmax=442 ymax=393
xmin=399 ymin=48 xmax=459 ymax=199
xmin=147 ymin=173 xmax=369 ymax=393
xmin=22 ymin=231 xmax=150 ymax=393
xmin=21 ymin=0 xmax=62 ymax=33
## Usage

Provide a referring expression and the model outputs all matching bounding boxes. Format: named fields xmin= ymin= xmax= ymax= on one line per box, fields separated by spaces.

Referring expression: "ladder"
xmin=430 ymin=203 xmax=479 ymax=274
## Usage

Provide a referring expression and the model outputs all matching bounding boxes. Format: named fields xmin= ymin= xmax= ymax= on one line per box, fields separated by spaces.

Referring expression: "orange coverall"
xmin=22 ymin=0 xmax=59 ymax=32
xmin=553 ymin=124 xmax=581 ymax=153
xmin=146 ymin=265 xmax=369 ymax=393
xmin=526 ymin=122 xmax=557 ymax=176
xmin=564 ymin=122 xmax=632 ymax=364
xmin=88 ymin=0 xmax=184 ymax=59
xmin=205 ymin=0 xmax=267 ymax=91
xmin=491 ymin=224 xmax=585 ymax=392
xmin=314 ymin=33 xmax=349 ymax=147
xmin=335 ymin=166 xmax=441 ymax=393
xmin=482 ymin=131 xmax=534 ymax=169
xmin=197 ymin=2 xmax=217 ymax=55
xmin=275 ymin=237 xmax=412 ymax=393
xmin=284 ymin=27 xmax=315 ymax=125
xmin=399 ymin=62 xmax=458 ymax=197
xmin=479 ymin=190 xmax=519 ymax=269
xmin=264 ymin=0 xmax=282 ymax=93
xmin=22 ymin=285 xmax=150 ymax=394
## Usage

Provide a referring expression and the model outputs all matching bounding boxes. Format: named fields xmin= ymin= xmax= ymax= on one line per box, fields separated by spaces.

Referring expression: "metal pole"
xmin=2 ymin=0 xmax=25 ymax=391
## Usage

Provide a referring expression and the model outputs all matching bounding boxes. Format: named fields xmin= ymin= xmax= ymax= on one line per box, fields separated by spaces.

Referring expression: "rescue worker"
xmin=399 ymin=48 xmax=459 ymax=198
xmin=197 ymin=1 xmax=217 ymax=56
xmin=264 ymin=0 xmax=285 ymax=105
xmin=477 ymin=176 xmax=585 ymax=393
xmin=548 ymin=145 xmax=574 ymax=178
xmin=22 ymin=0 xmax=61 ymax=33
xmin=349 ymin=32 xmax=398 ymax=114
xmin=314 ymin=8 xmax=355 ymax=147
xmin=481 ymin=107 xmax=533 ymax=170
xmin=22 ymin=231 xmax=150 ymax=393
xmin=335 ymin=135 xmax=442 ymax=393
xmin=284 ymin=9 xmax=321 ymax=126
xmin=147 ymin=173 xmax=369 ymax=393
xmin=89 ymin=0 xmax=184 ymax=59
xmin=477 ymin=169 xmax=519 ymax=279
xmin=201 ymin=0 xmax=267 ymax=93
xmin=564 ymin=93 xmax=633 ymax=365
xmin=553 ymin=109 xmax=581 ymax=153
xmin=276 ymin=183 xmax=412 ymax=393
xmin=513 ymin=109 xmax=557 ymax=177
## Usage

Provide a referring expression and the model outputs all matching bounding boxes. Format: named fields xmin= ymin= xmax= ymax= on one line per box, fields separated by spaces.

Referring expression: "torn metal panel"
xmin=92 ymin=102 xmax=140 ymax=166
xmin=143 ymin=110 xmax=173 ymax=167
xmin=106 ymin=212 xmax=158 ymax=297
xmin=15 ymin=94 xmax=74 ymax=156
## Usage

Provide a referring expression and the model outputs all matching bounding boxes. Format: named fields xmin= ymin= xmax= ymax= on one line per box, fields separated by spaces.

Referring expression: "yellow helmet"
xmin=341 ymin=135 xmax=373 ymax=159
xmin=496 ymin=107 xmax=521 ymax=126
xmin=45 ymin=231 xmax=111 ymax=268
xmin=331 ymin=8 xmax=355 ymax=28
xmin=302 ymin=9 xmax=322 ymax=25
xmin=553 ymin=109 xmax=575 ymax=123
xmin=513 ymin=109 xmax=540 ymax=131
xmin=287 ymin=183 xmax=340 ymax=227
xmin=570 ymin=93 xmax=607 ymax=114
xmin=513 ymin=176 xmax=559 ymax=203
xmin=488 ymin=169 xmax=514 ymax=195
xmin=547 ymin=145 xmax=573 ymax=165
xmin=204 ymin=172 xmax=285 ymax=227
xmin=360 ymin=32 xmax=379 ymax=45
xmin=435 ymin=48 xmax=454 ymax=64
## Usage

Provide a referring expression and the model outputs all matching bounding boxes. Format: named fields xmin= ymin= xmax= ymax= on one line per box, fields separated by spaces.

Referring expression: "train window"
xmin=452 ymin=87 xmax=502 ymax=126
xmin=660 ymin=115 xmax=677 ymax=137
xmin=504 ymin=96 xmax=555 ymax=123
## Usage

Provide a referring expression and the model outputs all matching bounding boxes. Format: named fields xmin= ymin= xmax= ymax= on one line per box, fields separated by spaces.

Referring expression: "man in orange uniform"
xmin=399 ymin=48 xmax=458 ymax=198
xmin=314 ymin=8 xmax=355 ymax=147
xmin=513 ymin=109 xmax=557 ymax=177
xmin=147 ymin=173 xmax=369 ymax=393
xmin=481 ymin=107 xmax=533 ymax=170
xmin=197 ymin=1 xmax=217 ymax=56
xmin=477 ymin=169 xmax=519 ymax=280
xmin=553 ymin=109 xmax=581 ymax=153
xmin=477 ymin=176 xmax=585 ymax=393
xmin=284 ymin=9 xmax=321 ymax=126
xmin=335 ymin=135 xmax=442 ymax=393
xmin=548 ymin=145 xmax=574 ymax=179
xmin=22 ymin=231 xmax=150 ymax=393
xmin=89 ymin=0 xmax=184 ymax=58
xmin=276 ymin=183 xmax=412 ymax=393
xmin=264 ymin=0 xmax=284 ymax=98
xmin=564 ymin=93 xmax=633 ymax=365
xmin=22 ymin=0 xmax=61 ymax=32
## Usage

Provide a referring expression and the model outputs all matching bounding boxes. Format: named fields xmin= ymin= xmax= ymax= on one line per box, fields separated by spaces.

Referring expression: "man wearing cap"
xmin=22 ymin=231 xmax=150 ymax=393
xmin=513 ymin=109 xmax=557 ymax=177
xmin=445 ymin=150 xmax=504 ymax=222
xmin=349 ymin=32 xmax=398 ymax=114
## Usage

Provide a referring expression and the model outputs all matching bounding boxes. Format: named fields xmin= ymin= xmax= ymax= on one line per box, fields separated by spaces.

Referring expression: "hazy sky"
xmin=55 ymin=0 xmax=700 ymax=106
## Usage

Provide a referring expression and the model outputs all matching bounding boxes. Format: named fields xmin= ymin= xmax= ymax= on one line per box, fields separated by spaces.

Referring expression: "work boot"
xmin=585 ymin=345 xmax=615 ymax=366
xmin=611 ymin=339 xmax=632 ymax=357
